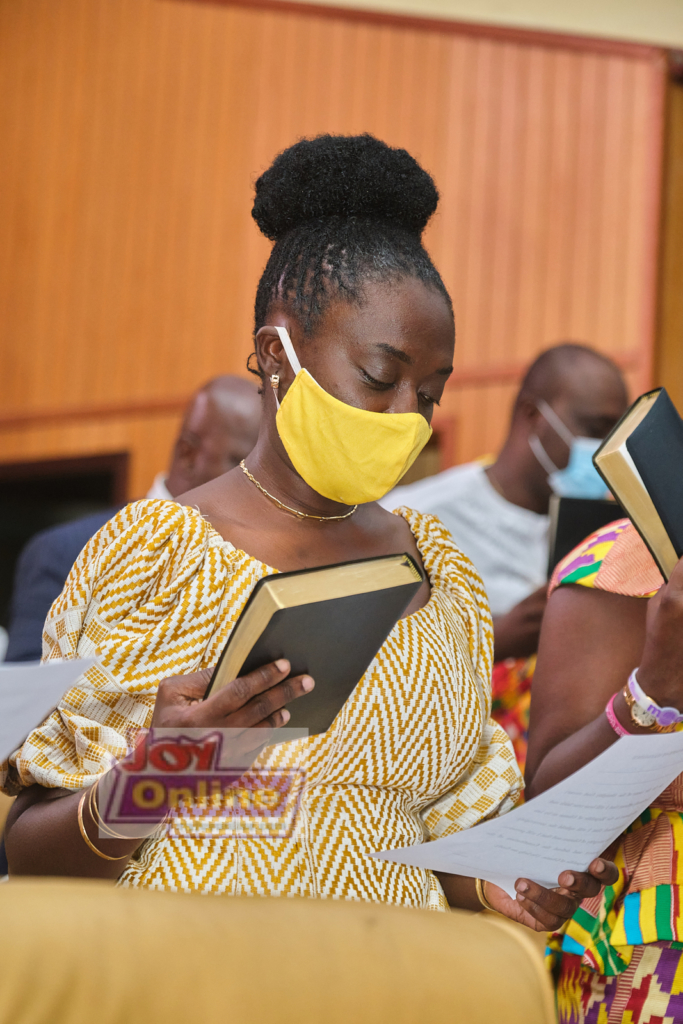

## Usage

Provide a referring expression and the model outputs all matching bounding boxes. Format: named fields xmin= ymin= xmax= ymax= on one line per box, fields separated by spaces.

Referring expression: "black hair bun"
xmin=252 ymin=134 xmax=439 ymax=241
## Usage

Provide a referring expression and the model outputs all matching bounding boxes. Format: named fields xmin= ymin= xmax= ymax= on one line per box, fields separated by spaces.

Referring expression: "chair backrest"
xmin=0 ymin=879 xmax=554 ymax=1024
xmin=0 ymin=792 xmax=14 ymax=831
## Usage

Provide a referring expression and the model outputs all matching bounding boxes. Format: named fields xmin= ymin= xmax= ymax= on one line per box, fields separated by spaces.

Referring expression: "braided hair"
xmin=249 ymin=134 xmax=452 ymax=378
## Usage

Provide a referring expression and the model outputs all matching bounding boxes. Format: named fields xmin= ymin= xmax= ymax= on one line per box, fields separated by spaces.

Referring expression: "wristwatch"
xmin=622 ymin=684 xmax=659 ymax=730
xmin=623 ymin=668 xmax=683 ymax=733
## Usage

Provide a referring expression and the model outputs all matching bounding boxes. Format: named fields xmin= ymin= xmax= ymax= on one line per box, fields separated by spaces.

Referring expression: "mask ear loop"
xmin=271 ymin=327 xmax=302 ymax=412
xmin=536 ymin=398 xmax=576 ymax=448
xmin=274 ymin=327 xmax=302 ymax=373
xmin=529 ymin=433 xmax=560 ymax=475
xmin=531 ymin=399 xmax=577 ymax=477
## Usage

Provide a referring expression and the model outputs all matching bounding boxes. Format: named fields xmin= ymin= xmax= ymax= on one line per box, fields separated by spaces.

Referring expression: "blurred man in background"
xmin=5 ymin=375 xmax=261 ymax=663
xmin=382 ymin=343 xmax=628 ymax=768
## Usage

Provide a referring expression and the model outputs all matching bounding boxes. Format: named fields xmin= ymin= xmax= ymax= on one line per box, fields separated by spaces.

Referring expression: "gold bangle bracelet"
xmin=77 ymin=791 xmax=129 ymax=861
xmin=475 ymin=877 xmax=499 ymax=914
xmin=88 ymin=776 xmax=159 ymax=841
xmin=88 ymin=779 xmax=130 ymax=841
xmin=88 ymin=783 xmax=118 ymax=839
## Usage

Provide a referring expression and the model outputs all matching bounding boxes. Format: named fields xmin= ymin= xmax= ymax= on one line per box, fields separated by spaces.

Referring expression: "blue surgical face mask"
xmin=529 ymin=399 xmax=607 ymax=500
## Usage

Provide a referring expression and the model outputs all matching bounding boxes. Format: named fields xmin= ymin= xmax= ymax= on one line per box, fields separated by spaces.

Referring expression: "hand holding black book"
xmin=205 ymin=553 xmax=424 ymax=735
xmin=594 ymin=387 xmax=683 ymax=580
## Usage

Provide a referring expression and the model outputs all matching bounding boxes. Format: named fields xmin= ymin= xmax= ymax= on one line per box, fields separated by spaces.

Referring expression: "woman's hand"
xmin=5 ymin=660 xmax=314 ymax=881
xmin=637 ymin=556 xmax=683 ymax=710
xmin=485 ymin=858 xmax=620 ymax=932
xmin=151 ymin=658 xmax=314 ymax=753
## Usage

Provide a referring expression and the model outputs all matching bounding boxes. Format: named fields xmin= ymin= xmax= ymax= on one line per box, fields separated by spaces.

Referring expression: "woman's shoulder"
xmin=43 ymin=500 xmax=238 ymax=662
xmin=549 ymin=517 xmax=663 ymax=598
xmin=78 ymin=497 xmax=208 ymax=537
xmin=80 ymin=498 xmax=215 ymax=566
xmin=392 ymin=505 xmax=488 ymax=601
xmin=51 ymin=500 xmax=222 ymax=613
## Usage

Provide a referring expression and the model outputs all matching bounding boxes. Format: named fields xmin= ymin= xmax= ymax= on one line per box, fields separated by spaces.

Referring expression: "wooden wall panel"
xmin=655 ymin=80 xmax=683 ymax=412
xmin=0 ymin=415 xmax=182 ymax=500
xmin=0 ymin=0 xmax=666 ymax=493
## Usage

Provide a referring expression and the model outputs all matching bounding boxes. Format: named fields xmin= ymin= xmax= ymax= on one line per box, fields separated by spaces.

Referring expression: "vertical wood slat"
xmin=656 ymin=81 xmax=683 ymax=415
xmin=0 ymin=0 xmax=666 ymax=492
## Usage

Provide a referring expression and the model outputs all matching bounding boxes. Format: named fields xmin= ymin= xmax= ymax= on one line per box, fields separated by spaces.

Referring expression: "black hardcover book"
xmin=594 ymin=388 xmax=683 ymax=579
xmin=204 ymin=553 xmax=423 ymax=735
xmin=625 ymin=389 xmax=683 ymax=562
xmin=547 ymin=496 xmax=625 ymax=577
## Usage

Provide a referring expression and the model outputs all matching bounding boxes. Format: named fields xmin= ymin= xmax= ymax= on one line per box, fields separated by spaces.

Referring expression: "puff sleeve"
xmin=1 ymin=501 xmax=235 ymax=794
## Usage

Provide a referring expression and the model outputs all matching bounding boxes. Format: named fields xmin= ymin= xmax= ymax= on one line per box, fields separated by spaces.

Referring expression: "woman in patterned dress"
xmin=526 ymin=519 xmax=683 ymax=1021
xmin=3 ymin=135 xmax=612 ymax=926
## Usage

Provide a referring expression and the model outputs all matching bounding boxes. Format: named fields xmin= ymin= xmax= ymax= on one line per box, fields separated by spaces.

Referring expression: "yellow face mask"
xmin=273 ymin=327 xmax=432 ymax=505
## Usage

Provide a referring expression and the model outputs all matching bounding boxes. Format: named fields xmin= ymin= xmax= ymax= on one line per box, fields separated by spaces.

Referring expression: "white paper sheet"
xmin=0 ymin=660 xmax=95 ymax=762
xmin=375 ymin=732 xmax=683 ymax=897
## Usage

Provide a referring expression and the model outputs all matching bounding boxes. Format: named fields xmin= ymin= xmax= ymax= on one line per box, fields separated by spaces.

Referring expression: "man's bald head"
xmin=490 ymin=342 xmax=629 ymax=515
xmin=165 ymin=376 xmax=261 ymax=497
xmin=515 ymin=343 xmax=628 ymax=420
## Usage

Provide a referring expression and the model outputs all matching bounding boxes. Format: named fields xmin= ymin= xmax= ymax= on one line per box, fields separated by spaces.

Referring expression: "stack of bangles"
xmin=605 ymin=668 xmax=683 ymax=737
xmin=77 ymin=777 xmax=132 ymax=861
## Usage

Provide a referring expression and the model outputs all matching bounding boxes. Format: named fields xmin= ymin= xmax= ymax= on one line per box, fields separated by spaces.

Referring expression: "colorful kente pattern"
xmin=556 ymin=943 xmax=683 ymax=1024
xmin=549 ymin=518 xmax=662 ymax=598
xmin=491 ymin=656 xmax=535 ymax=775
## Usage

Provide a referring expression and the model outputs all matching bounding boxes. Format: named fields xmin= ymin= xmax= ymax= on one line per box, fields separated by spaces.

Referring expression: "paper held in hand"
xmin=0 ymin=660 xmax=95 ymax=762
xmin=374 ymin=732 xmax=683 ymax=897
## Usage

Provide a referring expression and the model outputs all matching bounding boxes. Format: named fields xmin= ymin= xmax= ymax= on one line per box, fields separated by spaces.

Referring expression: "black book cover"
xmin=548 ymin=497 xmax=625 ymax=577
xmin=626 ymin=389 xmax=683 ymax=559
xmin=210 ymin=557 xmax=423 ymax=736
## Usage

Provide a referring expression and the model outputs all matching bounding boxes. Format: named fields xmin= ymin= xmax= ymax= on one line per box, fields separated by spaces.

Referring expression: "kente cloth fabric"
xmin=1 ymin=500 xmax=522 ymax=907
xmin=548 ymin=518 xmax=663 ymax=598
xmin=491 ymin=656 xmax=535 ymax=775
xmin=556 ymin=943 xmax=683 ymax=1024
xmin=547 ymin=518 xmax=683 ymax=978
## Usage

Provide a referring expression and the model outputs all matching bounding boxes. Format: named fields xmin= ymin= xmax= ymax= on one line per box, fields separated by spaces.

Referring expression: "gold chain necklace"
xmin=240 ymin=461 xmax=358 ymax=521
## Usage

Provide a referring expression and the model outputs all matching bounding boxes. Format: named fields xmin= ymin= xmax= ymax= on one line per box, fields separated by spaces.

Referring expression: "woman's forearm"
xmin=5 ymin=783 xmax=142 ymax=878
xmin=6 ymin=664 xmax=321 ymax=878
xmin=524 ymin=588 xmax=653 ymax=797
xmin=526 ymin=716 xmax=616 ymax=799
xmin=526 ymin=688 xmax=653 ymax=799
xmin=435 ymin=872 xmax=482 ymax=911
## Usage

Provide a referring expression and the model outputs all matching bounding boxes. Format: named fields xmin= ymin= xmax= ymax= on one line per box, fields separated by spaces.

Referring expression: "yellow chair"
xmin=0 ymin=880 xmax=554 ymax=1024
xmin=0 ymin=793 xmax=14 ymax=831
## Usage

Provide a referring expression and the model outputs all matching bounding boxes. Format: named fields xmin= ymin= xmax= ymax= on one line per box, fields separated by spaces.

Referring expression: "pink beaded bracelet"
xmin=605 ymin=693 xmax=630 ymax=737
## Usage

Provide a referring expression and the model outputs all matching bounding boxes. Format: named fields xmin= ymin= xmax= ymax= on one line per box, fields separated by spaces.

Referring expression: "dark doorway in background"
xmin=0 ymin=452 xmax=129 ymax=629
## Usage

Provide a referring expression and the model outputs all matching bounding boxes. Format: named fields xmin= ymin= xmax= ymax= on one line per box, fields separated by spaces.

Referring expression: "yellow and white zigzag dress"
xmin=2 ymin=500 xmax=522 ymax=908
